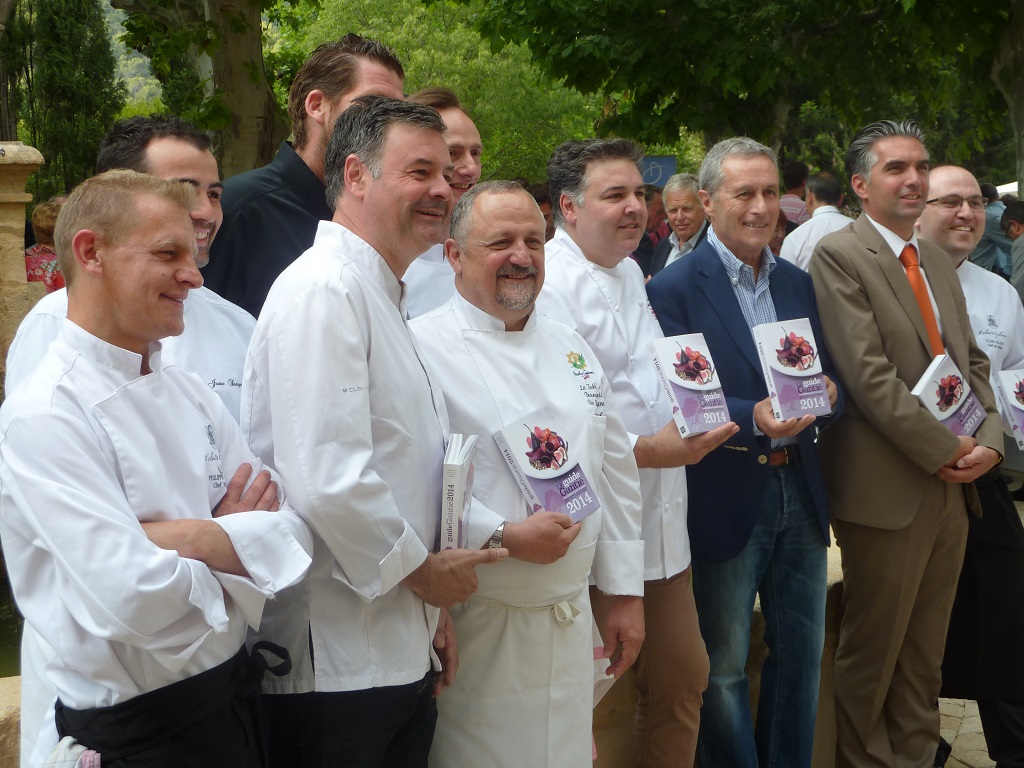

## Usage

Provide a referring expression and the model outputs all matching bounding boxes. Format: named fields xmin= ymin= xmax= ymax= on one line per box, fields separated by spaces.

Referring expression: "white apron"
xmin=417 ymin=298 xmax=614 ymax=768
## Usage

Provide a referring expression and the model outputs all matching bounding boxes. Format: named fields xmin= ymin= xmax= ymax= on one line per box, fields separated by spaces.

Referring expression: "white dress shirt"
xmin=5 ymin=286 xmax=255 ymax=422
xmin=243 ymin=220 xmax=449 ymax=694
xmin=956 ymin=259 xmax=1024 ymax=433
xmin=0 ymin=322 xmax=311 ymax=764
xmin=402 ymin=243 xmax=457 ymax=319
xmin=536 ymin=227 xmax=691 ymax=581
xmin=779 ymin=205 xmax=854 ymax=271
xmin=863 ymin=214 xmax=944 ymax=338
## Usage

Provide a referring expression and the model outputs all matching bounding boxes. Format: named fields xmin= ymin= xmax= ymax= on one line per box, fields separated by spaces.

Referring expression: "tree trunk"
xmin=210 ymin=1 xmax=288 ymax=176
xmin=992 ymin=0 xmax=1024 ymax=197
xmin=0 ymin=0 xmax=19 ymax=141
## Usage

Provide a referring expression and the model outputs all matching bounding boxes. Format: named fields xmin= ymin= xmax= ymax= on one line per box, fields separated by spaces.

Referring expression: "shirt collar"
xmin=810 ymin=205 xmax=840 ymax=218
xmin=317 ymin=220 xmax=406 ymax=309
xmin=551 ymin=226 xmax=631 ymax=278
xmin=863 ymin=213 xmax=921 ymax=258
xmin=706 ymin=225 xmax=776 ymax=282
xmin=416 ymin=242 xmax=447 ymax=264
xmin=452 ymin=289 xmax=538 ymax=333
xmin=57 ymin=318 xmax=163 ymax=378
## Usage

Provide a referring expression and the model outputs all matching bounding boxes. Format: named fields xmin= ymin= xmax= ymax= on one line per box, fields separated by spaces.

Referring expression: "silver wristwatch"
xmin=487 ymin=520 xmax=506 ymax=549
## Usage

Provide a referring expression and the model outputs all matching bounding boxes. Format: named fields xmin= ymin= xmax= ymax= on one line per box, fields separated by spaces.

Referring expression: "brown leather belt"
xmin=769 ymin=445 xmax=800 ymax=467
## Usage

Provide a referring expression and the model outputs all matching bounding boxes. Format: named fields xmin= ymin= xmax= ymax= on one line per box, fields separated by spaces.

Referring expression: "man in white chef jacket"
xmin=5 ymin=114 xmax=261 ymax=768
xmin=410 ymin=180 xmax=645 ymax=767
xmin=536 ymin=138 xmax=738 ymax=768
xmin=0 ymin=170 xmax=313 ymax=767
xmin=916 ymin=165 xmax=1024 ymax=768
xmin=242 ymin=96 xmax=508 ymax=767
xmin=6 ymin=115 xmax=255 ymax=423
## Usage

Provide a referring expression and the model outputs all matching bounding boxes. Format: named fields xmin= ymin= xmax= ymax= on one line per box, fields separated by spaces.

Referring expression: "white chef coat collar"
xmin=58 ymin=318 xmax=163 ymax=377
xmin=416 ymin=242 xmax=447 ymax=264
xmin=318 ymin=220 xmax=405 ymax=310
xmin=550 ymin=227 xmax=621 ymax=276
xmin=452 ymin=288 xmax=539 ymax=333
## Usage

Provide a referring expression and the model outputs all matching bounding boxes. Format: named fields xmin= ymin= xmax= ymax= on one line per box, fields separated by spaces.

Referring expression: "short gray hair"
xmin=449 ymin=180 xmax=540 ymax=247
xmin=324 ymin=95 xmax=446 ymax=209
xmin=699 ymin=137 xmax=777 ymax=199
xmin=547 ymin=138 xmax=644 ymax=226
xmin=845 ymin=119 xmax=926 ymax=183
xmin=662 ymin=172 xmax=699 ymax=199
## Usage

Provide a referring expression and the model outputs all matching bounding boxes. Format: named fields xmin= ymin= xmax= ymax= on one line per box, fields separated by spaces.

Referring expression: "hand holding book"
xmin=634 ymin=418 xmax=738 ymax=468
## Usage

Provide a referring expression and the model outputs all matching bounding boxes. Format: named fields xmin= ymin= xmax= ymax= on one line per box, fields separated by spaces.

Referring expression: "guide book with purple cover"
xmin=441 ymin=433 xmax=477 ymax=550
xmin=910 ymin=354 xmax=984 ymax=437
xmin=493 ymin=408 xmax=601 ymax=524
xmin=649 ymin=334 xmax=731 ymax=436
xmin=752 ymin=319 xmax=832 ymax=421
xmin=995 ymin=370 xmax=1024 ymax=450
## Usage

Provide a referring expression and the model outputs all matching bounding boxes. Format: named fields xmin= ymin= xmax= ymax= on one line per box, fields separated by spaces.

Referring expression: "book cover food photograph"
xmin=650 ymin=333 xmax=731 ymax=437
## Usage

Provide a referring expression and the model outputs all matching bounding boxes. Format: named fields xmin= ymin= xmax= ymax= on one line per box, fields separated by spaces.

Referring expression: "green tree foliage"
xmin=26 ymin=0 xmax=126 ymax=200
xmin=284 ymin=0 xmax=604 ymax=181
xmin=458 ymin=0 xmax=1016 ymax=184
xmin=114 ymin=0 xmax=299 ymax=175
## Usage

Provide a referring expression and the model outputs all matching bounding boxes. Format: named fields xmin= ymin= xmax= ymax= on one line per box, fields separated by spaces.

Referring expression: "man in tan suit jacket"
xmin=809 ymin=120 xmax=1003 ymax=768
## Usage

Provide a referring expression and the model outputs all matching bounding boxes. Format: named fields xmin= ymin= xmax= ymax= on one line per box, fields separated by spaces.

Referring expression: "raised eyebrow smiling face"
xmin=854 ymin=135 xmax=930 ymax=232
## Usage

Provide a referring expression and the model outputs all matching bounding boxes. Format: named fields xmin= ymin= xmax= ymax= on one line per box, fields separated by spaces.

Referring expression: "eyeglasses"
xmin=925 ymin=194 xmax=986 ymax=212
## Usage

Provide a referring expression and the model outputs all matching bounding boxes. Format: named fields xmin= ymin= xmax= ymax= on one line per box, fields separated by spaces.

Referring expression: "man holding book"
xmin=646 ymin=136 xmax=841 ymax=768
xmin=536 ymin=138 xmax=738 ymax=768
xmin=410 ymin=180 xmax=645 ymax=767
xmin=242 ymin=96 xmax=507 ymax=767
xmin=809 ymin=121 xmax=1002 ymax=768
xmin=916 ymin=164 xmax=1024 ymax=768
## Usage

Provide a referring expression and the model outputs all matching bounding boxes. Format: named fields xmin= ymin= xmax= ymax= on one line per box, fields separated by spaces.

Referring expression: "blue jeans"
xmin=691 ymin=464 xmax=827 ymax=768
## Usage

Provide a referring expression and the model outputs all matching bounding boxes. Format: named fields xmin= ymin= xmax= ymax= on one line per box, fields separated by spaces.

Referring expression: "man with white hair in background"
xmin=646 ymin=172 xmax=709 ymax=278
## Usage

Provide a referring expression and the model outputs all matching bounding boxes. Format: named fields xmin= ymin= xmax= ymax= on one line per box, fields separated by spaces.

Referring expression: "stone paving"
xmin=937 ymin=488 xmax=1024 ymax=768
xmin=941 ymin=698 xmax=994 ymax=768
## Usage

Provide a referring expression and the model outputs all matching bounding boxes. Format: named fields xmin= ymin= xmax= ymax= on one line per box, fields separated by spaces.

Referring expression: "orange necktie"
xmin=898 ymin=244 xmax=944 ymax=356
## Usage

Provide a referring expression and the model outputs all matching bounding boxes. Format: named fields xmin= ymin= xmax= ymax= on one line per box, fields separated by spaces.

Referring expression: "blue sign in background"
xmin=641 ymin=156 xmax=678 ymax=187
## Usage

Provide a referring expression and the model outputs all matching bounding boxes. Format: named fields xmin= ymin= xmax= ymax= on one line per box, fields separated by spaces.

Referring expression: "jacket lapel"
xmin=854 ymin=216 xmax=937 ymax=358
xmin=694 ymin=245 xmax=762 ymax=375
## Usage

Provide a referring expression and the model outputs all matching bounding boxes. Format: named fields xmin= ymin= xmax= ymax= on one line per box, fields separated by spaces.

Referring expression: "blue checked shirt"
xmin=707 ymin=225 xmax=794 ymax=447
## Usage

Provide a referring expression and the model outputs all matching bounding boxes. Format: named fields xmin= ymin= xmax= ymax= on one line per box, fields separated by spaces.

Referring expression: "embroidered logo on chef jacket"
xmin=566 ymin=350 xmax=605 ymax=413
xmin=204 ymin=422 xmax=227 ymax=490
xmin=976 ymin=321 xmax=1008 ymax=353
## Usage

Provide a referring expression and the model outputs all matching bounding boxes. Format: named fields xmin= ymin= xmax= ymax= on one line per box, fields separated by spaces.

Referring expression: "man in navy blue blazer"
xmin=647 ymin=137 xmax=843 ymax=768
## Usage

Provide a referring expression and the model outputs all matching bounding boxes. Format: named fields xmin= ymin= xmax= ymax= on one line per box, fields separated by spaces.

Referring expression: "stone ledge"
xmin=0 ymin=676 xmax=19 ymax=768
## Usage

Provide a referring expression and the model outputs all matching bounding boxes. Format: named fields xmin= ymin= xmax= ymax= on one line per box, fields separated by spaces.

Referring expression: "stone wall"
xmin=0 ymin=142 xmax=45 ymax=403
